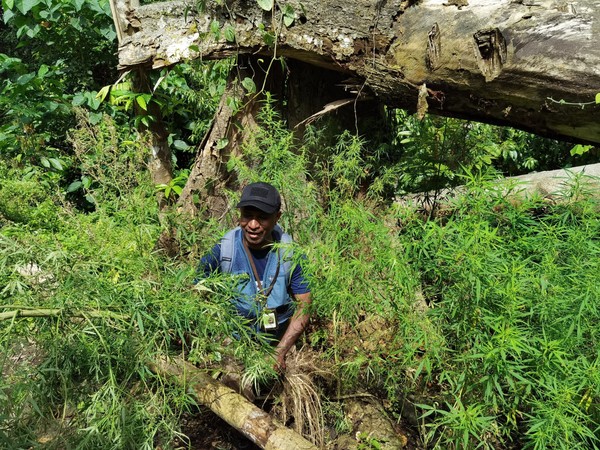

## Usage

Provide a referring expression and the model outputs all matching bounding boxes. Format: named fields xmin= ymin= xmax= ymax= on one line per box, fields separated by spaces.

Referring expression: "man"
xmin=198 ymin=182 xmax=311 ymax=371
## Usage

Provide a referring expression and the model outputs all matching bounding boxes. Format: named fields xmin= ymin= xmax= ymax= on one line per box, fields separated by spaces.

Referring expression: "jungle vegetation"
xmin=1 ymin=0 xmax=600 ymax=448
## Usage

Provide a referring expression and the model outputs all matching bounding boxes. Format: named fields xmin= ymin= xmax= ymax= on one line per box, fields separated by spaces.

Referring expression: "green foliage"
xmin=155 ymin=169 xmax=189 ymax=201
xmin=1 ymin=0 xmax=120 ymax=202
xmin=0 ymin=55 xmax=72 ymax=158
xmin=2 ymin=92 xmax=600 ymax=448
xmin=0 ymin=114 xmax=277 ymax=448
xmin=256 ymin=0 xmax=273 ymax=11
xmin=404 ymin=173 xmax=600 ymax=449
xmin=0 ymin=176 xmax=60 ymax=229
xmin=1 ymin=5 xmax=599 ymax=444
xmin=67 ymin=109 xmax=149 ymax=207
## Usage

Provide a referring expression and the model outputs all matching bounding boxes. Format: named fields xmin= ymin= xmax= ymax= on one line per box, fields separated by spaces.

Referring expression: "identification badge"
xmin=262 ymin=309 xmax=278 ymax=331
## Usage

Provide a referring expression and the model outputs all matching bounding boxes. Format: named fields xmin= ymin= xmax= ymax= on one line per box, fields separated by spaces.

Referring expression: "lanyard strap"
xmin=242 ymin=240 xmax=281 ymax=304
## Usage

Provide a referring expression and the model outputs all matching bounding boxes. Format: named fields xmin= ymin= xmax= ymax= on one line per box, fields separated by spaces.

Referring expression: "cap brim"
xmin=236 ymin=200 xmax=278 ymax=214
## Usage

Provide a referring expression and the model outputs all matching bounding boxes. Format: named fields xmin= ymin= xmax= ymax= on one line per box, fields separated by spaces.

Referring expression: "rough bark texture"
xmin=175 ymin=73 xmax=246 ymax=220
xmin=109 ymin=0 xmax=139 ymax=44
xmin=149 ymin=356 xmax=319 ymax=450
xmin=175 ymin=57 xmax=272 ymax=220
xmin=117 ymin=0 xmax=600 ymax=144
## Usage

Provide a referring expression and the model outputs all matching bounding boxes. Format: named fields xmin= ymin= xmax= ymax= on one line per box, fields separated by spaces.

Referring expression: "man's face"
xmin=239 ymin=206 xmax=281 ymax=249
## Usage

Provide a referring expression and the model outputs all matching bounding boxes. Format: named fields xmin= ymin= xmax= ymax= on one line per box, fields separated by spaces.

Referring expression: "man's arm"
xmin=194 ymin=244 xmax=221 ymax=281
xmin=274 ymin=292 xmax=311 ymax=371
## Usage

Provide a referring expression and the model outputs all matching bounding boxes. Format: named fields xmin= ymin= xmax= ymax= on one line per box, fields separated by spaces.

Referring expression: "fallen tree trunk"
xmin=149 ymin=356 xmax=319 ymax=450
xmin=0 ymin=307 xmax=127 ymax=322
xmin=117 ymin=0 xmax=600 ymax=144
xmin=398 ymin=162 xmax=600 ymax=214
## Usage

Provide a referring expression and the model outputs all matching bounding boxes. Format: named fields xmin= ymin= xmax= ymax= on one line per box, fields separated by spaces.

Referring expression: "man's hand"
xmin=274 ymin=348 xmax=287 ymax=373
xmin=273 ymin=292 xmax=311 ymax=373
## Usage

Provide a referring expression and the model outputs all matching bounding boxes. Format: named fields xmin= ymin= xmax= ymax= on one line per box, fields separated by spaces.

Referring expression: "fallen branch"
xmin=0 ymin=307 xmax=127 ymax=322
xmin=148 ymin=356 xmax=318 ymax=450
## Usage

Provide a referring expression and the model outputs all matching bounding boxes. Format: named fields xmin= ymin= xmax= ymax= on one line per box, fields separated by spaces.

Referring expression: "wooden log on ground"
xmin=397 ymin=162 xmax=600 ymax=213
xmin=116 ymin=0 xmax=600 ymax=144
xmin=148 ymin=356 xmax=318 ymax=450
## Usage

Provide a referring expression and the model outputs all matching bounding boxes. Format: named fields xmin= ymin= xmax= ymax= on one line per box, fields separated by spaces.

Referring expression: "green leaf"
xmin=136 ymin=95 xmax=148 ymax=111
xmin=241 ymin=77 xmax=256 ymax=94
xmin=283 ymin=4 xmax=294 ymax=27
xmin=570 ymin=144 xmax=592 ymax=156
xmin=4 ymin=0 xmax=15 ymax=10
xmin=72 ymin=93 xmax=86 ymax=106
xmin=16 ymin=73 xmax=35 ymax=85
xmin=3 ymin=8 xmax=15 ymax=23
xmin=173 ymin=139 xmax=190 ymax=151
xmin=262 ymin=31 xmax=275 ymax=46
xmin=37 ymin=64 xmax=49 ymax=78
xmin=216 ymin=138 xmax=229 ymax=150
xmin=73 ymin=0 xmax=84 ymax=11
xmin=87 ymin=95 xmax=101 ymax=110
xmin=40 ymin=156 xmax=50 ymax=168
xmin=66 ymin=180 xmax=82 ymax=193
xmin=89 ymin=112 xmax=103 ymax=125
xmin=69 ymin=17 xmax=83 ymax=31
xmin=596 ymin=93 xmax=600 ymax=104
xmin=256 ymin=0 xmax=273 ymax=11
xmin=48 ymin=157 xmax=63 ymax=171
xmin=96 ymin=85 xmax=111 ymax=103
xmin=136 ymin=311 xmax=144 ymax=334
xmin=15 ymin=0 xmax=40 ymax=15
xmin=210 ymin=20 xmax=220 ymax=38
xmin=224 ymin=25 xmax=236 ymax=43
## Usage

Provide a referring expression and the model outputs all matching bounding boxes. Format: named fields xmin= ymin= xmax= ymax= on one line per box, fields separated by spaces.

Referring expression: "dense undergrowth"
xmin=1 ymin=108 xmax=600 ymax=449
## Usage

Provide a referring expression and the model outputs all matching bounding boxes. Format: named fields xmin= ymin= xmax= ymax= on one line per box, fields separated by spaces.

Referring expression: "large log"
xmin=398 ymin=162 xmax=600 ymax=214
xmin=116 ymin=0 xmax=600 ymax=144
xmin=149 ymin=356 xmax=318 ymax=450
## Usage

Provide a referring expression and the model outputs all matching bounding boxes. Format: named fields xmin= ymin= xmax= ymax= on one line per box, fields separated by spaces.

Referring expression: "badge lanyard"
xmin=242 ymin=240 xmax=281 ymax=310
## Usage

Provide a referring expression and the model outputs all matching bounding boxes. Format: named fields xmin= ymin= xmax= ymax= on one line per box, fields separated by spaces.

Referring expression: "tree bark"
xmin=132 ymin=68 xmax=174 ymax=212
xmin=149 ymin=356 xmax=319 ymax=450
xmin=175 ymin=64 xmax=255 ymax=220
xmin=117 ymin=0 xmax=600 ymax=144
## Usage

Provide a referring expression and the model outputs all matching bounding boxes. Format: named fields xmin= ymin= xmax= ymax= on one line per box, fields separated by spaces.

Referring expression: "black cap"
xmin=236 ymin=182 xmax=281 ymax=214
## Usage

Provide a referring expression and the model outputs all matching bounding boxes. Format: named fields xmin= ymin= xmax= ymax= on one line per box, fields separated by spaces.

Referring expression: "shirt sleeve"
xmin=289 ymin=259 xmax=310 ymax=295
xmin=195 ymin=243 xmax=221 ymax=279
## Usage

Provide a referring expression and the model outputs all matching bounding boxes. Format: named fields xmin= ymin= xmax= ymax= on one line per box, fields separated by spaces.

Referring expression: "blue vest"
xmin=219 ymin=225 xmax=294 ymax=324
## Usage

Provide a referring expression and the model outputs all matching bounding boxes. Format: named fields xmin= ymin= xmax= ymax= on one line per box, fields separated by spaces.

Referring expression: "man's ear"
xmin=275 ymin=211 xmax=282 ymax=221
